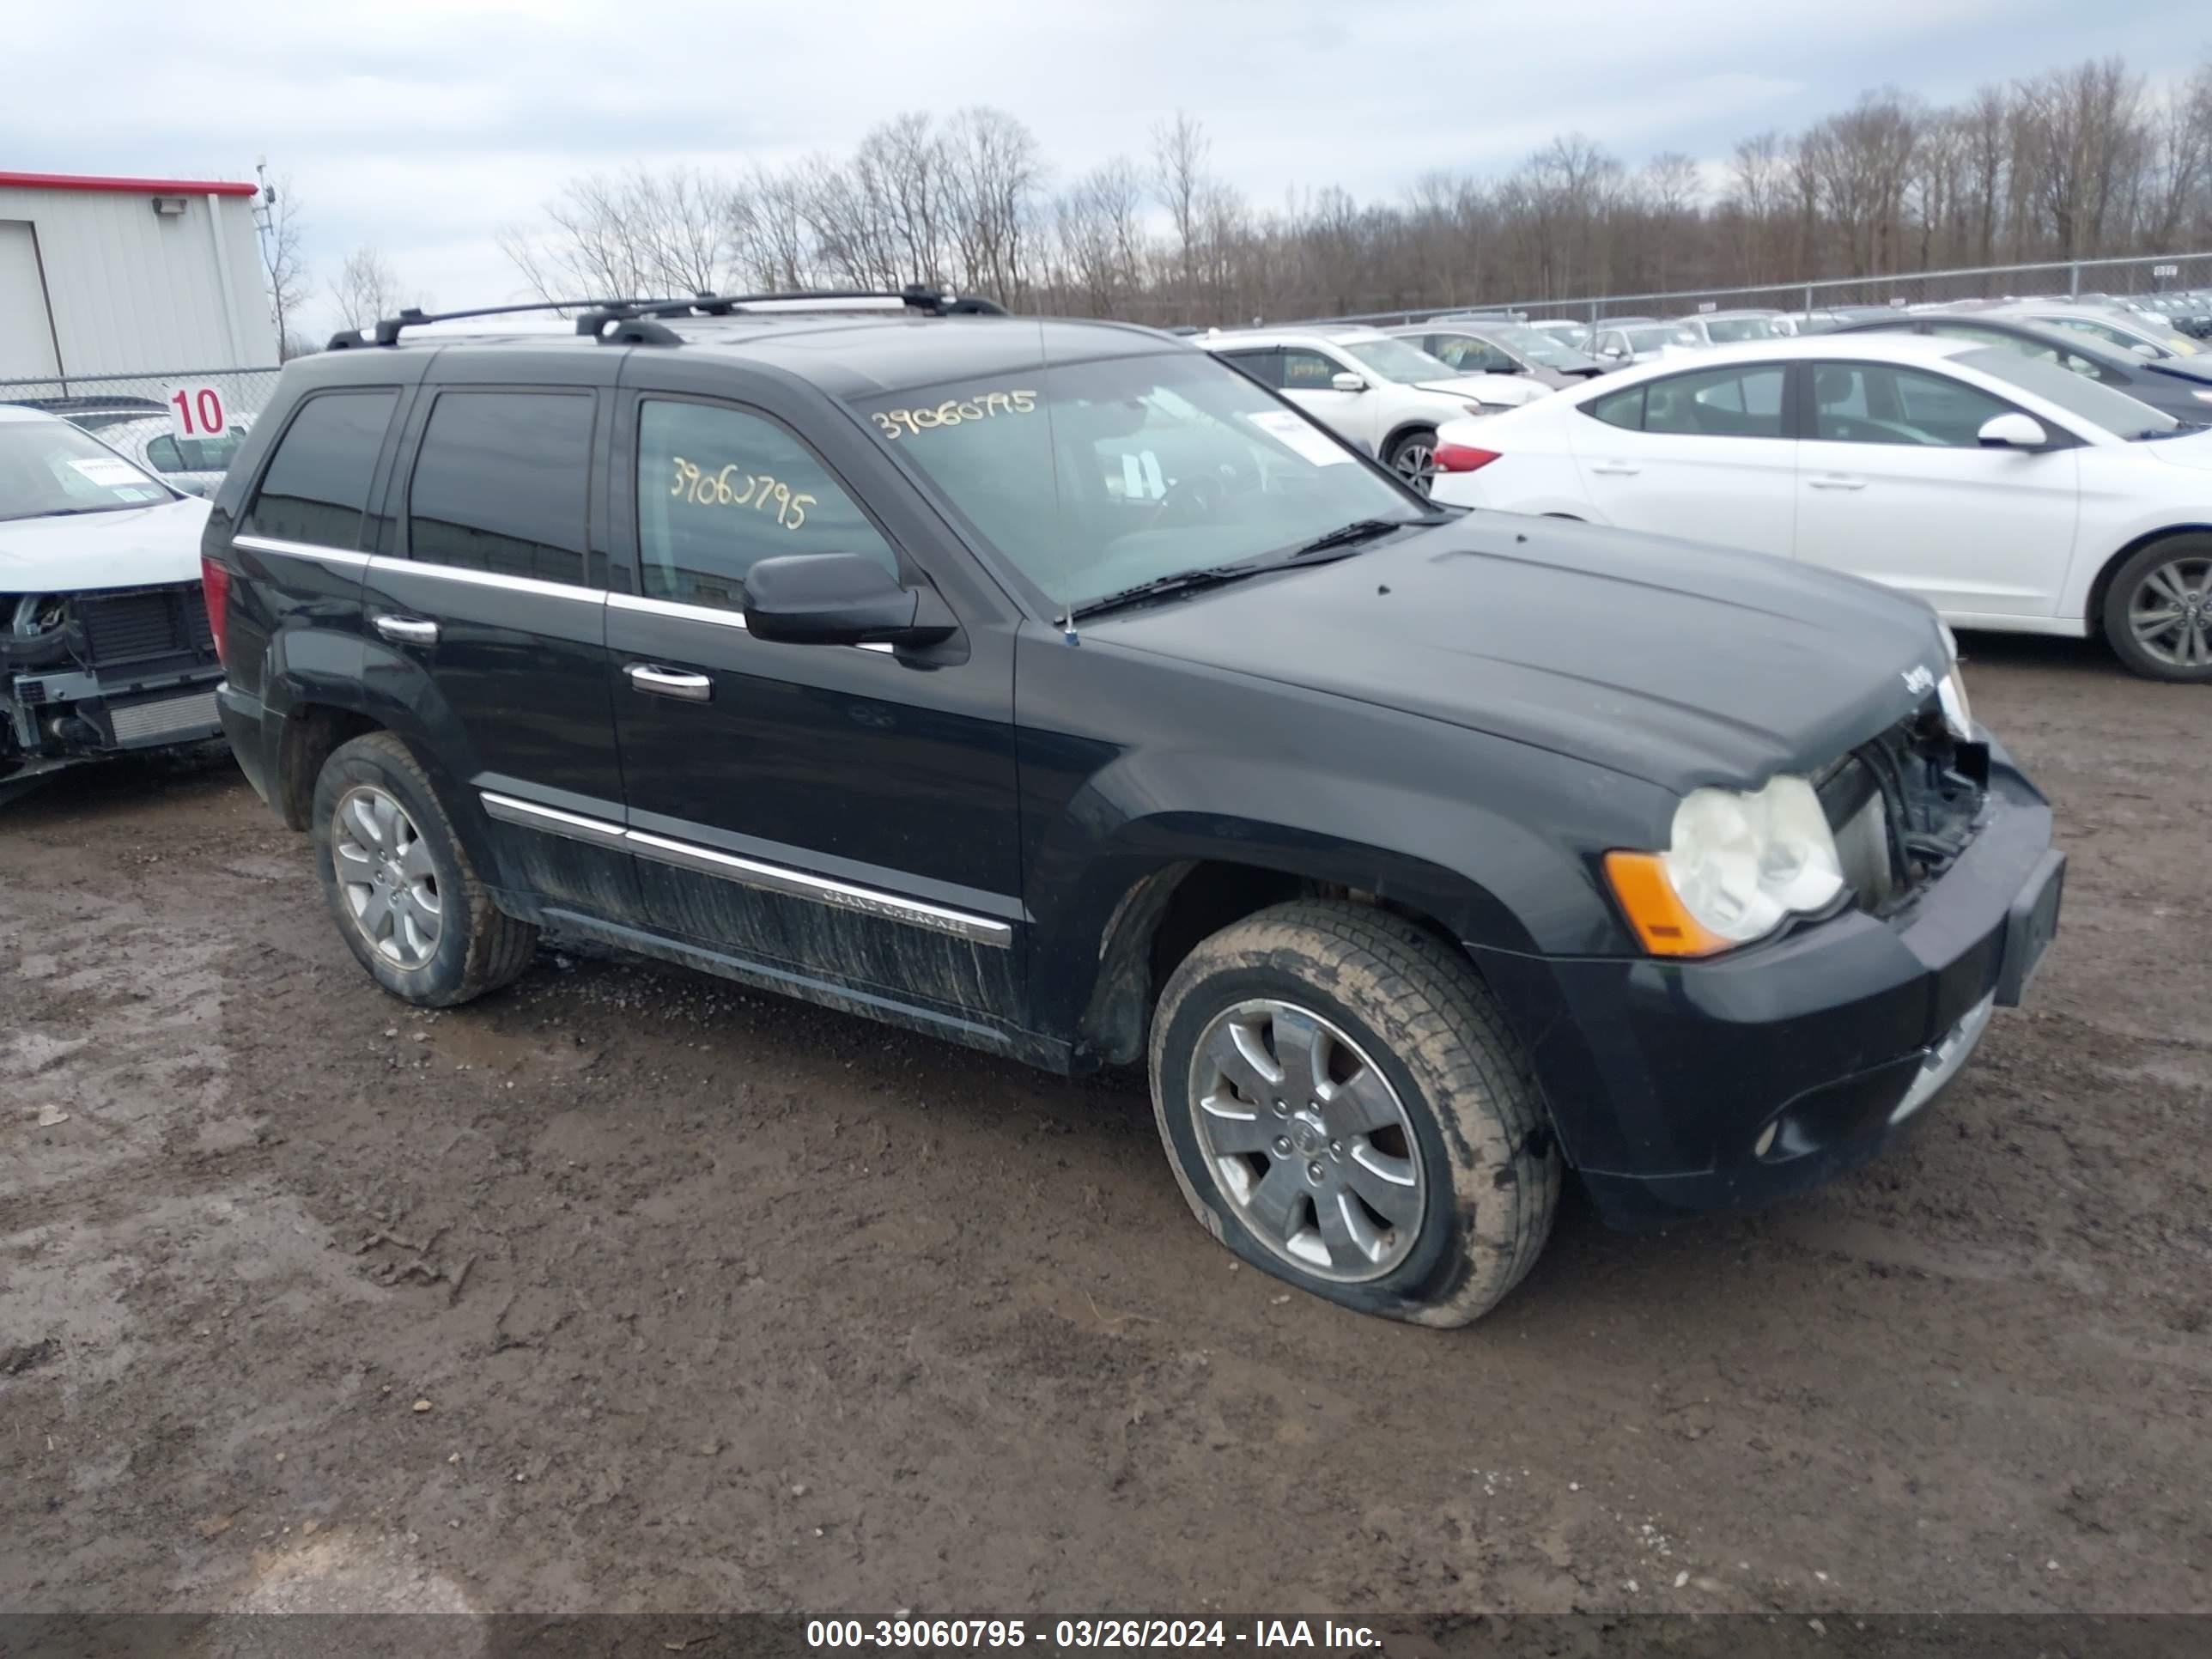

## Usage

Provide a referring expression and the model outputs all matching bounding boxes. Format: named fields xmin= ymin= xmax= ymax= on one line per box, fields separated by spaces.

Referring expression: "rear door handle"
xmin=1808 ymin=475 xmax=1867 ymax=490
xmin=1589 ymin=462 xmax=1641 ymax=476
xmin=373 ymin=614 xmax=440 ymax=645
xmin=625 ymin=663 xmax=713 ymax=702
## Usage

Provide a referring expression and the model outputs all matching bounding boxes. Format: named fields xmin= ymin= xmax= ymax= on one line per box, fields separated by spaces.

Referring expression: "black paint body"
xmin=206 ymin=313 xmax=2059 ymax=1227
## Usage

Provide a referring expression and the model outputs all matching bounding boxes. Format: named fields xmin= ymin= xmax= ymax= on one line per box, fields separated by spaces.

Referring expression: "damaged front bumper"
xmin=3 ymin=582 xmax=226 ymax=795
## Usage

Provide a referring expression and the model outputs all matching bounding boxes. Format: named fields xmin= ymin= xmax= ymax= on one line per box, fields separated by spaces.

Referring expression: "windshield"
xmin=1955 ymin=347 xmax=2180 ymax=437
xmin=0 ymin=419 xmax=175 ymax=521
xmin=1705 ymin=316 xmax=1779 ymax=343
xmin=1626 ymin=325 xmax=1698 ymax=351
xmin=857 ymin=350 xmax=1424 ymax=611
xmin=1536 ymin=323 xmax=1595 ymax=350
xmin=1484 ymin=325 xmax=1595 ymax=368
xmin=1339 ymin=337 xmax=1457 ymax=383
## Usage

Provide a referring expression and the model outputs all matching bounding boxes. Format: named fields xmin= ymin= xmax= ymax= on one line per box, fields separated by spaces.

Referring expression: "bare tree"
xmin=496 ymin=47 xmax=2212 ymax=332
xmin=945 ymin=106 xmax=1045 ymax=303
xmin=1053 ymin=158 xmax=1147 ymax=316
xmin=252 ymin=168 xmax=312 ymax=359
xmin=2015 ymin=58 xmax=2145 ymax=258
xmin=329 ymin=246 xmax=405 ymax=331
xmin=1152 ymin=111 xmax=1211 ymax=307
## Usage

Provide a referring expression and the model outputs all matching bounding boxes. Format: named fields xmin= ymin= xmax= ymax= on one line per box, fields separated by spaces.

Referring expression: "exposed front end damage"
xmin=1816 ymin=700 xmax=1991 ymax=919
xmin=3 ymin=582 xmax=224 ymax=799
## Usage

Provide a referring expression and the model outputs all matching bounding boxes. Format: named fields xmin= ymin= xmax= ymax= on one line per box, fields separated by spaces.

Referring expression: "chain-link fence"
xmin=1321 ymin=251 xmax=2212 ymax=328
xmin=0 ymin=365 xmax=283 ymax=428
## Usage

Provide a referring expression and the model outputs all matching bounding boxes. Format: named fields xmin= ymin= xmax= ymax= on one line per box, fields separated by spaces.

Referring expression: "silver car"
xmin=91 ymin=414 xmax=258 ymax=499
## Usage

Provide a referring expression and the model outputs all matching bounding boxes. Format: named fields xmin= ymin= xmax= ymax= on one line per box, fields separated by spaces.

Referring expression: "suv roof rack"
xmin=327 ymin=286 xmax=1008 ymax=351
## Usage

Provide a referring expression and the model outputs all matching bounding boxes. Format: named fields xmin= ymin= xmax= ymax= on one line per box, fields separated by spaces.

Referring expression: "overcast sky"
xmin=4 ymin=0 xmax=2203 ymax=337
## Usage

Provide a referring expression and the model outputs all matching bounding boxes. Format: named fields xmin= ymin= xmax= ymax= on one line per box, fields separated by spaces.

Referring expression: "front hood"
xmin=1088 ymin=515 xmax=1949 ymax=790
xmin=2139 ymin=428 xmax=2212 ymax=471
xmin=0 ymin=495 xmax=211 ymax=593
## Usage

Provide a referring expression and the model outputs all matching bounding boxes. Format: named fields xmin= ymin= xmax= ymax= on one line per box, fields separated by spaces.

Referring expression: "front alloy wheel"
xmin=1189 ymin=998 xmax=1425 ymax=1282
xmin=1149 ymin=901 xmax=1560 ymax=1326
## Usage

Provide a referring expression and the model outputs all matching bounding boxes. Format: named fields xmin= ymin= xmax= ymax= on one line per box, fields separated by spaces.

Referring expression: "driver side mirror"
xmin=743 ymin=552 xmax=957 ymax=647
xmin=1329 ymin=371 xmax=1368 ymax=393
xmin=1977 ymin=413 xmax=2050 ymax=450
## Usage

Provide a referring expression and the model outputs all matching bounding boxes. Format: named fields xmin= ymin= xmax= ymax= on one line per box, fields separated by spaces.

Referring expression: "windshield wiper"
xmin=25 ymin=505 xmax=127 ymax=519
xmin=1073 ymin=519 xmax=1435 ymax=620
xmin=1289 ymin=516 xmax=1431 ymax=556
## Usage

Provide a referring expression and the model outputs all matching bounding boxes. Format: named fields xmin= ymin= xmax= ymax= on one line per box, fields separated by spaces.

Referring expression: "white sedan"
xmin=1429 ymin=334 xmax=2212 ymax=681
xmin=92 ymin=413 xmax=258 ymax=498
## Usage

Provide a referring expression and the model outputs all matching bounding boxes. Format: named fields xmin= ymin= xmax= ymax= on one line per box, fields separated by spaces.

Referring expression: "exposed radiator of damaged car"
xmin=1815 ymin=703 xmax=1990 ymax=915
xmin=74 ymin=586 xmax=216 ymax=669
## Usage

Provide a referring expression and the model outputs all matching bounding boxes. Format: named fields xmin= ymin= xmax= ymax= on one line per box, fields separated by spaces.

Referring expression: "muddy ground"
xmin=2 ymin=635 xmax=2208 ymax=1622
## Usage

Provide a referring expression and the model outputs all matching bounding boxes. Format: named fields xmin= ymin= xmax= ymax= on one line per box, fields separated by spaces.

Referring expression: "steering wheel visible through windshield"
xmin=855 ymin=349 xmax=1428 ymax=611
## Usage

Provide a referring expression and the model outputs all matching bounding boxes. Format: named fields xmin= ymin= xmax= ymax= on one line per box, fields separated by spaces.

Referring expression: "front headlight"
xmin=1605 ymin=776 xmax=1844 ymax=956
xmin=1935 ymin=623 xmax=1973 ymax=738
xmin=2191 ymin=389 xmax=2212 ymax=404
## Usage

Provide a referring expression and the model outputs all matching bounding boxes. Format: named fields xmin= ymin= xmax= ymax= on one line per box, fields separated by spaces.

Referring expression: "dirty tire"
xmin=311 ymin=732 xmax=538 ymax=1007
xmin=2100 ymin=533 xmax=2212 ymax=683
xmin=1149 ymin=900 xmax=1559 ymax=1326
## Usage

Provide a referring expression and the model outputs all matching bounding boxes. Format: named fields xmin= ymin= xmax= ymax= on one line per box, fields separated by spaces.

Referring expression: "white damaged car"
xmin=2 ymin=405 xmax=225 ymax=801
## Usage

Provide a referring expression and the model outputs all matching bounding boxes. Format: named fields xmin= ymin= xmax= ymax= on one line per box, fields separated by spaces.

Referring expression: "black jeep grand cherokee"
xmin=202 ymin=290 xmax=2063 ymax=1326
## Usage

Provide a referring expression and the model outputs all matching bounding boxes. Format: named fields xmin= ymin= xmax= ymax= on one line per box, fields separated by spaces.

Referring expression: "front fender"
xmin=1014 ymin=678 xmax=1674 ymax=1048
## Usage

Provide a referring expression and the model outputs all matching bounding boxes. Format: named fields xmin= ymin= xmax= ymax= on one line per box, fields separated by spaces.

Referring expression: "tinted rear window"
xmin=242 ymin=391 xmax=398 ymax=549
xmin=404 ymin=391 xmax=594 ymax=585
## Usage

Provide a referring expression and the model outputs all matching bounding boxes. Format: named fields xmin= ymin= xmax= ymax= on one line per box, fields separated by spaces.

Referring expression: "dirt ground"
xmin=3 ymin=634 xmax=2208 ymax=1623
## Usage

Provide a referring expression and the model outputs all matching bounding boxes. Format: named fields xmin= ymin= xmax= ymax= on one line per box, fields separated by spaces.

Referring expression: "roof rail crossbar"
xmin=325 ymin=296 xmax=695 ymax=350
xmin=327 ymin=286 xmax=1012 ymax=353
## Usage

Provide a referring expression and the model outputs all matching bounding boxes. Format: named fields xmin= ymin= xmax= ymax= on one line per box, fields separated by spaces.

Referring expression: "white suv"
xmin=1197 ymin=326 xmax=1543 ymax=489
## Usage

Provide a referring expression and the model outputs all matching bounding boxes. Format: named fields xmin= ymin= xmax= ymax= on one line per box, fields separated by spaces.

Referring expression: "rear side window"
xmin=1219 ymin=349 xmax=1282 ymax=388
xmin=404 ymin=391 xmax=593 ymax=586
xmin=1641 ymin=365 xmax=1786 ymax=438
xmin=241 ymin=390 xmax=398 ymax=548
xmin=635 ymin=399 xmax=896 ymax=611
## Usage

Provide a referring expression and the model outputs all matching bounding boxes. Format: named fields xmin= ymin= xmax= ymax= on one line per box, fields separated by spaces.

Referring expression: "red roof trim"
xmin=0 ymin=170 xmax=258 ymax=198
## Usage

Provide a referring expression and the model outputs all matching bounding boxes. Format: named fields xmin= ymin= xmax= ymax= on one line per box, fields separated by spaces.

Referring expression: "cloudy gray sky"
xmin=5 ymin=0 xmax=2203 ymax=334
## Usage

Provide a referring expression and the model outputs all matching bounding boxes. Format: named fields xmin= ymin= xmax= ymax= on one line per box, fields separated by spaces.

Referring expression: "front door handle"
xmin=626 ymin=663 xmax=713 ymax=702
xmin=1589 ymin=462 xmax=1641 ymax=476
xmin=374 ymin=614 xmax=440 ymax=646
xmin=1808 ymin=475 xmax=1868 ymax=490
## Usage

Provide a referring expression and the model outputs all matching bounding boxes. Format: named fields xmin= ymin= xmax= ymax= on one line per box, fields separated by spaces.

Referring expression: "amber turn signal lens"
xmin=1602 ymin=850 xmax=1733 ymax=958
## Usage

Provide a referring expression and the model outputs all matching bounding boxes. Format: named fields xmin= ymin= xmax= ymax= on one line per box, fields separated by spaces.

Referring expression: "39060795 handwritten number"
xmin=669 ymin=457 xmax=814 ymax=531
xmin=871 ymin=388 xmax=1038 ymax=441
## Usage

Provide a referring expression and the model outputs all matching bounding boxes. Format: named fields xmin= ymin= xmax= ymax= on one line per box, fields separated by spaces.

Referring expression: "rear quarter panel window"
xmin=241 ymin=390 xmax=399 ymax=549
xmin=1641 ymin=365 xmax=1786 ymax=437
xmin=1581 ymin=384 xmax=1646 ymax=430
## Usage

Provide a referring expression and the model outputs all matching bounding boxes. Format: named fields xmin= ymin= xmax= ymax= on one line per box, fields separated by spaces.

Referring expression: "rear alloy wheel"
xmin=312 ymin=732 xmax=538 ymax=1006
xmin=1150 ymin=900 xmax=1559 ymax=1326
xmin=1385 ymin=429 xmax=1438 ymax=495
xmin=2104 ymin=535 xmax=2212 ymax=682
